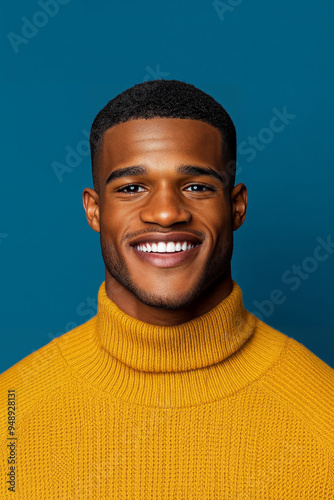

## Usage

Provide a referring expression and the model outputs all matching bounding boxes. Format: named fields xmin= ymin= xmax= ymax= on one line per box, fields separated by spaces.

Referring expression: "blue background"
xmin=1 ymin=0 xmax=333 ymax=371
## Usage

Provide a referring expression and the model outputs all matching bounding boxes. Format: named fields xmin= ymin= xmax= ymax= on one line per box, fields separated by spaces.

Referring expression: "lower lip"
xmin=131 ymin=244 xmax=202 ymax=268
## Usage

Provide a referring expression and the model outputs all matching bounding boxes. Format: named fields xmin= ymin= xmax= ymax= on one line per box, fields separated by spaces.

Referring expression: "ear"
xmin=82 ymin=188 xmax=100 ymax=233
xmin=230 ymin=183 xmax=248 ymax=231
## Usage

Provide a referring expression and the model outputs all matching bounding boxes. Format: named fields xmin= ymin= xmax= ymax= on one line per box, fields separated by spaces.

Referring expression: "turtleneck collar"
xmin=60 ymin=280 xmax=288 ymax=407
xmin=96 ymin=280 xmax=254 ymax=373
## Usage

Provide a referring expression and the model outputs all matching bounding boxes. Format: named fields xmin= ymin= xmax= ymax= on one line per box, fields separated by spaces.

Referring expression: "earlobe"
xmin=231 ymin=183 xmax=248 ymax=231
xmin=82 ymin=188 xmax=101 ymax=233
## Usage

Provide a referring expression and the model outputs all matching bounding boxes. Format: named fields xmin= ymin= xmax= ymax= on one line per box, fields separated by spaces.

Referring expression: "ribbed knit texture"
xmin=1 ymin=280 xmax=333 ymax=499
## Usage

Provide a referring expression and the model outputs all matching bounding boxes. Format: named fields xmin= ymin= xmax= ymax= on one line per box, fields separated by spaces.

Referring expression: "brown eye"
xmin=185 ymin=184 xmax=215 ymax=192
xmin=116 ymin=184 xmax=145 ymax=194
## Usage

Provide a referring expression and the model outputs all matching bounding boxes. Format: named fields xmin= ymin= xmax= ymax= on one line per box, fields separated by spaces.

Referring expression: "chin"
xmin=132 ymin=286 xmax=200 ymax=311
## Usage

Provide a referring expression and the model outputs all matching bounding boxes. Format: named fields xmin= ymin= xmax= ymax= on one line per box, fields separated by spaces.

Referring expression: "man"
xmin=1 ymin=80 xmax=333 ymax=499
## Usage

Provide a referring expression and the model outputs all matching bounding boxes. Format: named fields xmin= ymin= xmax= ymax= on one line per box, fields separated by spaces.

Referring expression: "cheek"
xmin=99 ymin=206 xmax=133 ymax=246
xmin=99 ymin=200 xmax=117 ymax=233
xmin=198 ymin=204 xmax=231 ymax=239
xmin=99 ymin=217 xmax=118 ymax=244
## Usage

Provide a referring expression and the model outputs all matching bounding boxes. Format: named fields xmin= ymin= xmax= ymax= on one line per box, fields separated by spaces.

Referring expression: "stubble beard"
xmin=100 ymin=231 xmax=233 ymax=310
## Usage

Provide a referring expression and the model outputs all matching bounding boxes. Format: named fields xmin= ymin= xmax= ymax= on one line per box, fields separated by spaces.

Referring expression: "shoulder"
xmin=256 ymin=320 xmax=334 ymax=449
xmin=0 ymin=316 xmax=96 ymax=423
xmin=0 ymin=338 xmax=64 ymax=391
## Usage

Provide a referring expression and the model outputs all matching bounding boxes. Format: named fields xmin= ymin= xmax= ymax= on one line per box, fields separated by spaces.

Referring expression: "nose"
xmin=139 ymin=186 xmax=192 ymax=227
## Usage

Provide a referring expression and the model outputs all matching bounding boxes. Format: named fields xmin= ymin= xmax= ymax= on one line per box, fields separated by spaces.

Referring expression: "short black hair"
xmin=90 ymin=79 xmax=237 ymax=191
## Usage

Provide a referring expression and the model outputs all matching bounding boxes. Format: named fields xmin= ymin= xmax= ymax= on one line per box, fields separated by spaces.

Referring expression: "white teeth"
xmin=135 ymin=241 xmax=199 ymax=253
xmin=157 ymin=242 xmax=167 ymax=252
xmin=166 ymin=242 xmax=175 ymax=252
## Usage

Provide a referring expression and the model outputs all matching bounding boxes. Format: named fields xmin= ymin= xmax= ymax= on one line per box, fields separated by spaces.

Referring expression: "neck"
xmin=104 ymin=268 xmax=233 ymax=326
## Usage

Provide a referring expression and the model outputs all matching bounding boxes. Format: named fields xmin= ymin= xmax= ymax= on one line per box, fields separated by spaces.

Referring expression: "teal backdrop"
xmin=1 ymin=0 xmax=333 ymax=371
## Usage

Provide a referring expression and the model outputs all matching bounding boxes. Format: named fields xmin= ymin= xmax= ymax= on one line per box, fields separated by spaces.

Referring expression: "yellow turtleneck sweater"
xmin=1 ymin=281 xmax=334 ymax=499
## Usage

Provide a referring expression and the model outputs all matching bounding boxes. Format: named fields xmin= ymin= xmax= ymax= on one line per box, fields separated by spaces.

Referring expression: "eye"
xmin=185 ymin=184 xmax=216 ymax=192
xmin=116 ymin=184 xmax=146 ymax=194
xmin=115 ymin=183 xmax=216 ymax=195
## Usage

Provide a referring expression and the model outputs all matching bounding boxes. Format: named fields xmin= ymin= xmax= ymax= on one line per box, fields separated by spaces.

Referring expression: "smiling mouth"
xmin=131 ymin=241 xmax=202 ymax=268
xmin=134 ymin=241 xmax=201 ymax=253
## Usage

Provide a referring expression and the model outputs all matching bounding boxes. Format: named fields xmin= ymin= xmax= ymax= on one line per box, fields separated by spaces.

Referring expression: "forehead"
xmin=101 ymin=117 xmax=224 ymax=168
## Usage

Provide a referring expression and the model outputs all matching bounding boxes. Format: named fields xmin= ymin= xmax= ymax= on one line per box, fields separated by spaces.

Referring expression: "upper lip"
xmin=129 ymin=232 xmax=203 ymax=246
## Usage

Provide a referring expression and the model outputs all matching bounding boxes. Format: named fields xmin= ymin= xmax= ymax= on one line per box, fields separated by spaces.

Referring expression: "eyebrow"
xmin=105 ymin=164 xmax=224 ymax=185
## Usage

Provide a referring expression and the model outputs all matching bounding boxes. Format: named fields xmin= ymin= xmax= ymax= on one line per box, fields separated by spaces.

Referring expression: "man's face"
xmin=87 ymin=118 xmax=244 ymax=310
